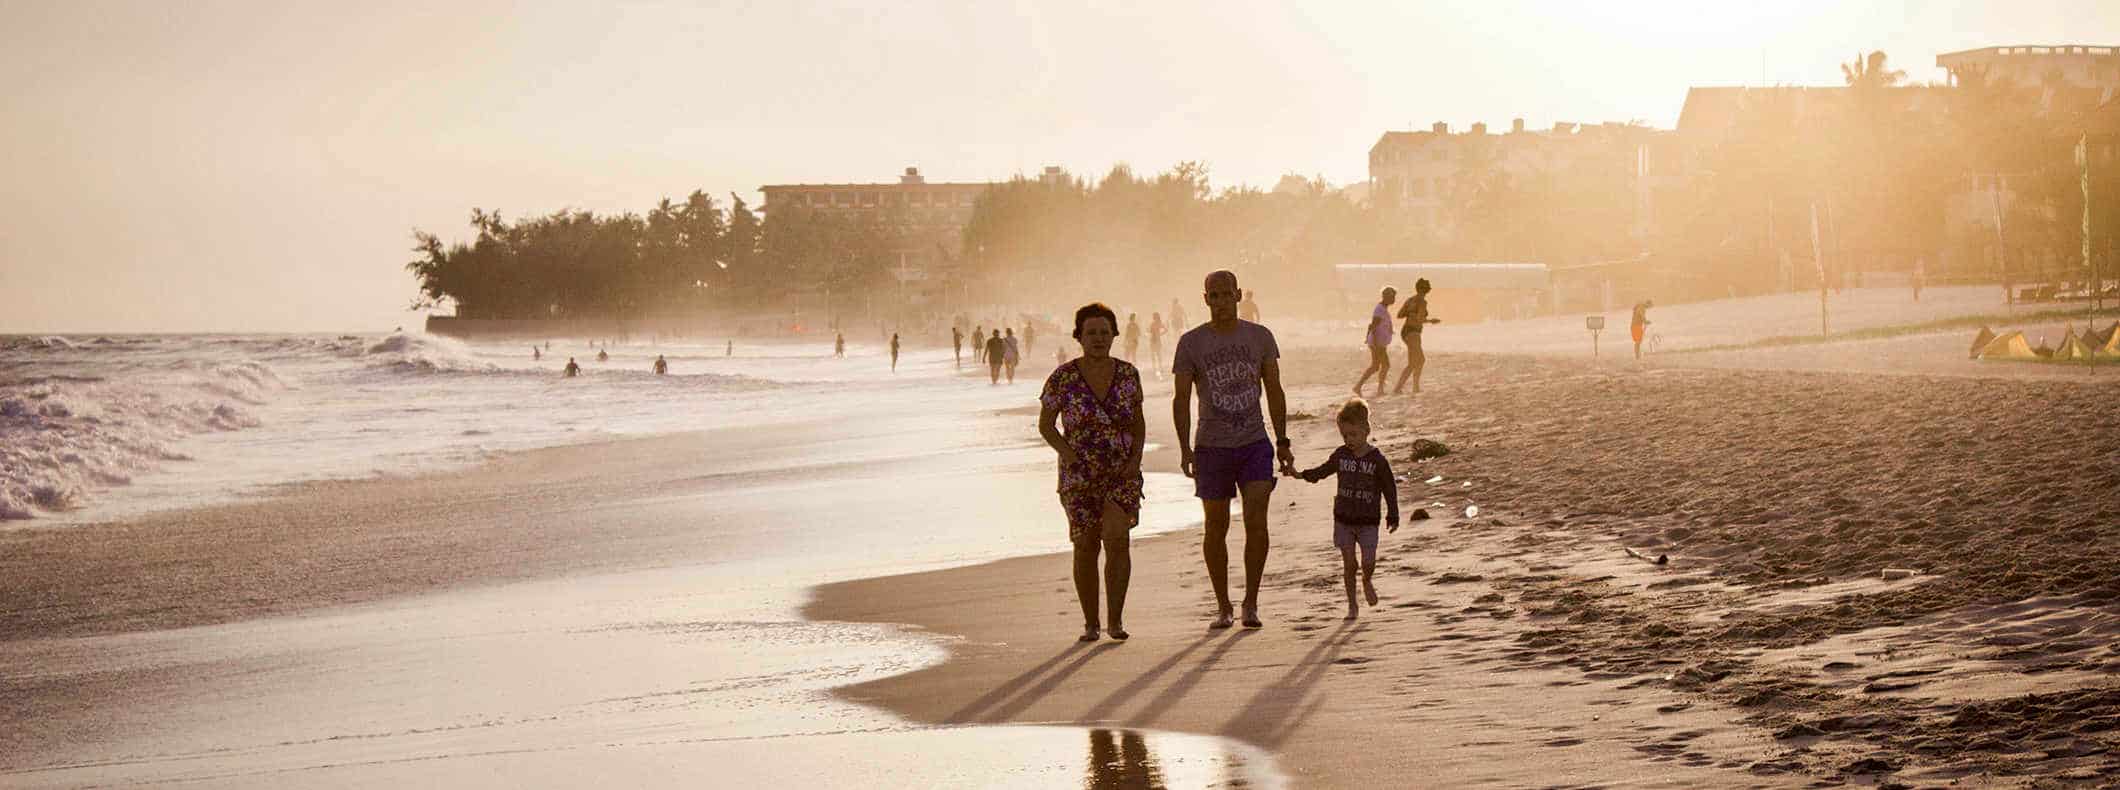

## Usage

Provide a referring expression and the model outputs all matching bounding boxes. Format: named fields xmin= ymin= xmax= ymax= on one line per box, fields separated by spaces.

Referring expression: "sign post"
xmin=1586 ymin=315 xmax=1606 ymax=359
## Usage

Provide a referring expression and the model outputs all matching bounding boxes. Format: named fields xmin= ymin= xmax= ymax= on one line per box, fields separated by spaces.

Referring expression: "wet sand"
xmin=813 ymin=347 xmax=2120 ymax=787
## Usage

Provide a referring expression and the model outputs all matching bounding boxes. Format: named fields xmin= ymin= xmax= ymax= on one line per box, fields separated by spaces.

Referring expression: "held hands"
xmin=1387 ymin=521 xmax=1400 ymax=534
xmin=1276 ymin=444 xmax=1296 ymax=477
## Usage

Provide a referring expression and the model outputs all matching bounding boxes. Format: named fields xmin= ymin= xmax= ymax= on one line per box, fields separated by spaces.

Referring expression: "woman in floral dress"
xmin=1038 ymin=303 xmax=1146 ymax=642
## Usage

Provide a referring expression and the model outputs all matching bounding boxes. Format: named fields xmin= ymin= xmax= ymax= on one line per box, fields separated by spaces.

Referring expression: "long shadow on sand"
xmin=976 ymin=642 xmax=1125 ymax=723
xmin=1128 ymin=629 xmax=1256 ymax=726
xmin=1081 ymin=632 xmax=1220 ymax=723
xmin=946 ymin=641 xmax=1094 ymax=723
xmin=1224 ymin=620 xmax=1359 ymax=748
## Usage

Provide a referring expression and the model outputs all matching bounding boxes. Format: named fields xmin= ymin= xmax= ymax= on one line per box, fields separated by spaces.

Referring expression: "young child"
xmin=1289 ymin=398 xmax=1400 ymax=619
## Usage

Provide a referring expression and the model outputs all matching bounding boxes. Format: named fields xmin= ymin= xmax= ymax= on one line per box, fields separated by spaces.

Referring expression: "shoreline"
xmin=810 ymin=347 xmax=2120 ymax=787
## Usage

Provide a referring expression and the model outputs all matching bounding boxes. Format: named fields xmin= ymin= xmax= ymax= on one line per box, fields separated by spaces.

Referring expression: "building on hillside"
xmin=759 ymin=167 xmax=994 ymax=311
xmin=1333 ymin=262 xmax=1551 ymax=322
xmin=1938 ymin=45 xmax=2120 ymax=92
xmin=1366 ymin=119 xmax=1677 ymax=246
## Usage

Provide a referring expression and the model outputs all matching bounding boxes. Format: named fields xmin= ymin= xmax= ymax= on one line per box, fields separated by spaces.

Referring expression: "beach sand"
xmin=813 ymin=347 xmax=2120 ymax=787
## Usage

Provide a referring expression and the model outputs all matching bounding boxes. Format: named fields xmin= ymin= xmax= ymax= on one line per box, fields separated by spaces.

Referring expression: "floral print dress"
xmin=1040 ymin=358 xmax=1145 ymax=543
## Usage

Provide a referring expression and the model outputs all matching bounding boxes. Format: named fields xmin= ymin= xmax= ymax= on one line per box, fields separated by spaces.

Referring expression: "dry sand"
xmin=813 ymin=346 xmax=2120 ymax=787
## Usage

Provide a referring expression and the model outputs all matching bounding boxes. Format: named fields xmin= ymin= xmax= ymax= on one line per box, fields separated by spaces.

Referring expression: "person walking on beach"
xmin=1392 ymin=278 xmax=1440 ymax=395
xmin=1630 ymin=300 xmax=1653 ymax=360
xmin=1040 ymin=303 xmax=1145 ymax=642
xmin=725 ymin=340 xmax=733 ymax=357
xmin=1024 ymin=322 xmax=1036 ymax=355
xmin=1003 ymin=328 xmax=1021 ymax=383
xmin=952 ymin=326 xmax=964 ymax=367
xmin=1239 ymin=289 xmax=1260 ymax=323
xmin=1353 ymin=286 xmax=1396 ymax=397
xmin=563 ymin=357 xmax=581 ymax=377
xmin=1148 ymin=312 xmax=1167 ymax=374
xmin=889 ymin=333 xmax=901 ymax=371
xmin=1173 ymin=269 xmax=1293 ymax=629
xmin=973 ymin=325 xmax=985 ymax=364
xmin=1288 ymin=398 xmax=1399 ymax=620
xmin=1122 ymin=314 xmax=1141 ymax=362
xmin=1169 ymin=298 xmax=1188 ymax=334
xmin=653 ymin=354 xmax=668 ymax=375
xmin=532 ymin=346 xmax=541 ymax=360
xmin=985 ymin=329 xmax=1006 ymax=384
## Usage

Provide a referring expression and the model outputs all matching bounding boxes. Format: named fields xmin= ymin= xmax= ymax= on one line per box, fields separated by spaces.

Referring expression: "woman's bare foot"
xmin=1209 ymin=607 xmax=1234 ymax=630
xmin=1241 ymin=605 xmax=1263 ymax=629
xmin=1364 ymin=584 xmax=1379 ymax=606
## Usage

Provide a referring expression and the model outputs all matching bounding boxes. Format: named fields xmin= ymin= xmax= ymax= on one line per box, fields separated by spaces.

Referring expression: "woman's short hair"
xmin=1338 ymin=397 xmax=1369 ymax=425
xmin=1381 ymin=286 xmax=1397 ymax=300
xmin=1415 ymin=278 xmax=1432 ymax=292
xmin=1073 ymin=302 xmax=1119 ymax=339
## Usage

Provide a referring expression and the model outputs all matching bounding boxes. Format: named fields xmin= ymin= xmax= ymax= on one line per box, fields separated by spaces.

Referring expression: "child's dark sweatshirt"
xmin=1296 ymin=445 xmax=1399 ymax=527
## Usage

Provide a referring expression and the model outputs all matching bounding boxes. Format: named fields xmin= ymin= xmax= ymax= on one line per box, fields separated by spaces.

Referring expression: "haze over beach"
xmin=6 ymin=2 xmax=2120 ymax=788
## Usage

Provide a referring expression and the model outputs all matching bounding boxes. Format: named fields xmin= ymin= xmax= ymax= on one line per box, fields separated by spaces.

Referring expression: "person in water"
xmin=889 ymin=333 xmax=901 ymax=371
xmin=596 ymin=348 xmax=609 ymax=362
xmin=653 ymin=355 xmax=668 ymax=375
xmin=532 ymin=347 xmax=541 ymax=360
xmin=725 ymin=340 xmax=733 ymax=357
xmin=563 ymin=357 xmax=581 ymax=377
xmin=835 ymin=331 xmax=846 ymax=358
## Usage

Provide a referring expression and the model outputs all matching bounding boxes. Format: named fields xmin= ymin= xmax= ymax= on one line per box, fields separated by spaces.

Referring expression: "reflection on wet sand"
xmin=1086 ymin=727 xmax=1265 ymax=790
xmin=1088 ymin=728 xmax=1166 ymax=789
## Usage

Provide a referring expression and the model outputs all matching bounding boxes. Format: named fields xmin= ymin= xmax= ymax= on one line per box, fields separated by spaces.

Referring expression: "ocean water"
xmin=2 ymin=332 xmax=1282 ymax=788
xmin=2 ymin=331 xmax=978 ymax=523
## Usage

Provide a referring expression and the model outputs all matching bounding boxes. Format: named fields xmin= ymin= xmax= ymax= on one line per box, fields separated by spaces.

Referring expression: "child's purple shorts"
xmin=1193 ymin=438 xmax=1277 ymax=500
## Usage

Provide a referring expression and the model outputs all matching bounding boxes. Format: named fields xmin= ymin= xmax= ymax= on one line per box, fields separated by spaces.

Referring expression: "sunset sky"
xmin=3 ymin=0 xmax=2116 ymax=332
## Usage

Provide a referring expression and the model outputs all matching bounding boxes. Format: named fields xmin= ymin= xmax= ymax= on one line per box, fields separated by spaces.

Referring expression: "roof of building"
xmin=1334 ymin=262 xmax=1551 ymax=291
xmin=761 ymin=181 xmax=993 ymax=191
xmin=1939 ymin=45 xmax=2117 ymax=62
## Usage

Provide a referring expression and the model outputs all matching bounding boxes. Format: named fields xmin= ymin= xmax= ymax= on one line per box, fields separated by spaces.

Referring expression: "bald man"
xmin=1172 ymin=269 xmax=1293 ymax=629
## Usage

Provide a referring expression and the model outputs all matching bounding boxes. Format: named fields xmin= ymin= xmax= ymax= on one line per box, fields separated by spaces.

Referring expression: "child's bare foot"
xmin=1345 ymin=602 xmax=1359 ymax=620
xmin=1364 ymin=584 xmax=1380 ymax=606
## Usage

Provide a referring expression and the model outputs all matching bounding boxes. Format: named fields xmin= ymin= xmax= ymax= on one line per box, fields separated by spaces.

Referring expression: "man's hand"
xmin=1387 ymin=521 xmax=1400 ymax=534
xmin=1276 ymin=443 xmax=1295 ymax=475
xmin=1180 ymin=447 xmax=1196 ymax=478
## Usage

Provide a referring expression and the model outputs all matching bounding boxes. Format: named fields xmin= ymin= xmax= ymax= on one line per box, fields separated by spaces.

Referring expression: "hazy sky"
xmin=4 ymin=0 xmax=2116 ymax=332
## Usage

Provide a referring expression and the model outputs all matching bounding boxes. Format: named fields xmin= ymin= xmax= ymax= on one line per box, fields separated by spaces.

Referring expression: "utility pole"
xmin=1811 ymin=201 xmax=1829 ymax=336
xmin=1991 ymin=174 xmax=2012 ymax=308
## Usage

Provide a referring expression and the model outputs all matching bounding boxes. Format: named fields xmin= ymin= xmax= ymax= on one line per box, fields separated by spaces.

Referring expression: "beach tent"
xmin=2090 ymin=322 xmax=2120 ymax=350
xmin=1969 ymin=326 xmax=1996 ymax=359
xmin=2103 ymin=323 xmax=2120 ymax=355
xmin=1978 ymin=330 xmax=2039 ymax=360
xmin=2052 ymin=332 xmax=2096 ymax=361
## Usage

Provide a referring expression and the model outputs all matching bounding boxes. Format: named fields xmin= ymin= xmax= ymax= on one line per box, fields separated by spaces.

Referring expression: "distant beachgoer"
xmin=563 ymin=357 xmax=581 ymax=377
xmin=1354 ymin=286 xmax=1397 ymax=397
xmin=1122 ymin=313 xmax=1140 ymax=362
xmin=653 ymin=354 xmax=668 ymax=375
xmin=1003 ymin=328 xmax=1021 ymax=383
xmin=1631 ymin=300 xmax=1653 ymax=360
xmin=544 ymin=341 xmax=551 ymax=350
xmin=725 ymin=340 xmax=732 ymax=357
xmin=596 ymin=349 xmax=609 ymax=363
xmin=890 ymin=333 xmax=901 ymax=371
xmin=1913 ymin=258 xmax=1926 ymax=303
xmin=1239 ymin=290 xmax=1260 ymax=323
xmin=1172 ymin=269 xmax=1291 ymax=630
xmin=973 ymin=325 xmax=985 ymax=364
xmin=1054 ymin=343 xmax=1069 ymax=365
xmin=1169 ymin=298 xmax=1188 ymax=334
xmin=1288 ymin=398 xmax=1399 ymax=620
xmin=985 ymin=330 xmax=1006 ymax=384
xmin=1039 ymin=302 xmax=1145 ymax=642
xmin=1024 ymin=322 xmax=1036 ymax=355
xmin=952 ymin=326 xmax=964 ymax=367
xmin=1147 ymin=312 xmax=1166 ymax=373
xmin=532 ymin=347 xmax=541 ymax=360
xmin=1392 ymin=278 xmax=1440 ymax=394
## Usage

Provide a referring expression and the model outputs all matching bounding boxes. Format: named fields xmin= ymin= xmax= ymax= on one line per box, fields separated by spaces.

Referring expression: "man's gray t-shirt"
xmin=1172 ymin=320 xmax=1279 ymax=448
